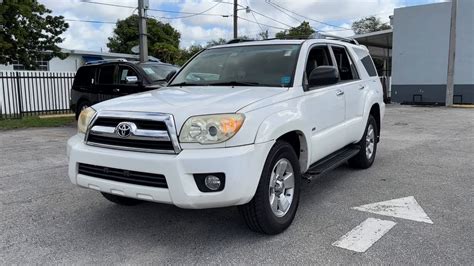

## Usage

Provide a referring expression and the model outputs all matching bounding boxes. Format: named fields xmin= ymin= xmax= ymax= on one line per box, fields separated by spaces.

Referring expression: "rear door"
xmin=96 ymin=64 xmax=118 ymax=102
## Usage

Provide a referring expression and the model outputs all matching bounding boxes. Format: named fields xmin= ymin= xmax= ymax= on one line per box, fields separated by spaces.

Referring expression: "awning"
xmin=353 ymin=29 xmax=393 ymax=49
xmin=82 ymin=55 xmax=103 ymax=62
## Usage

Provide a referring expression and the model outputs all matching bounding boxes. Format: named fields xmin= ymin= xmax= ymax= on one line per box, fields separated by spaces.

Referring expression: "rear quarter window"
xmin=74 ymin=66 xmax=96 ymax=86
xmin=353 ymin=48 xmax=378 ymax=77
xmin=361 ymin=56 xmax=378 ymax=77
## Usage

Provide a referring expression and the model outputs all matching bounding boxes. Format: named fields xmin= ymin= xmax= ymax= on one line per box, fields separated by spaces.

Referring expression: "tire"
xmin=348 ymin=115 xmax=378 ymax=169
xmin=101 ymin=192 xmax=142 ymax=206
xmin=239 ymin=140 xmax=301 ymax=235
xmin=75 ymin=100 xmax=91 ymax=120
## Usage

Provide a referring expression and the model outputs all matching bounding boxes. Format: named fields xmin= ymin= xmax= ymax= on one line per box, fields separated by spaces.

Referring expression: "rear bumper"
xmin=67 ymin=134 xmax=273 ymax=209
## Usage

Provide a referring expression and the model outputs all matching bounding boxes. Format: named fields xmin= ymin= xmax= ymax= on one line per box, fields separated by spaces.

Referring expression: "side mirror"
xmin=165 ymin=70 xmax=177 ymax=82
xmin=126 ymin=76 xmax=138 ymax=84
xmin=308 ymin=66 xmax=339 ymax=87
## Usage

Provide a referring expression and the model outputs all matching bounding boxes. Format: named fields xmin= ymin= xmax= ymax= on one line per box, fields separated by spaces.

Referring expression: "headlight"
xmin=77 ymin=107 xmax=96 ymax=134
xmin=179 ymin=114 xmax=245 ymax=144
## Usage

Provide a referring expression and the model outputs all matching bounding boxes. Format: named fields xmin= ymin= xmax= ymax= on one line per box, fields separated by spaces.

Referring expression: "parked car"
xmin=70 ymin=59 xmax=178 ymax=119
xmin=67 ymin=37 xmax=385 ymax=234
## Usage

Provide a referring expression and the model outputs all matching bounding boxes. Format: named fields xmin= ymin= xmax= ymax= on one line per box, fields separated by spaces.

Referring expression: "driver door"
xmin=302 ymin=44 xmax=347 ymax=164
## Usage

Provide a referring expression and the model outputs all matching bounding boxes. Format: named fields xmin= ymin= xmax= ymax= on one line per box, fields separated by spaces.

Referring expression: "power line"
xmin=80 ymin=0 xmax=229 ymax=17
xmin=80 ymin=0 xmax=135 ymax=9
xmin=265 ymin=0 xmax=303 ymax=24
xmin=65 ymin=18 xmax=116 ymax=24
xmin=267 ymin=0 xmax=352 ymax=31
xmin=237 ymin=16 xmax=286 ymax=31
xmin=245 ymin=0 xmax=264 ymax=33
xmin=249 ymin=7 xmax=294 ymax=28
xmin=218 ymin=0 xmax=293 ymax=30
xmin=151 ymin=2 xmax=223 ymax=19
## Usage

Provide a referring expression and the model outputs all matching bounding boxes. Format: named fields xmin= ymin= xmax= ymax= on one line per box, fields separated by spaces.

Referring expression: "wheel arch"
xmin=254 ymin=113 xmax=311 ymax=173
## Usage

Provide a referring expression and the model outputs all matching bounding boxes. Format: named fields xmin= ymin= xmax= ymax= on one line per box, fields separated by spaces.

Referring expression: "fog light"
xmin=204 ymin=175 xmax=221 ymax=191
xmin=194 ymin=173 xmax=225 ymax=192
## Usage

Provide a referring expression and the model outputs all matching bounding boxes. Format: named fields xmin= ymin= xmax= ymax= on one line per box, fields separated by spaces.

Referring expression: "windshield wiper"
xmin=169 ymin=82 xmax=202 ymax=87
xmin=153 ymin=78 xmax=167 ymax=82
xmin=208 ymin=81 xmax=261 ymax=86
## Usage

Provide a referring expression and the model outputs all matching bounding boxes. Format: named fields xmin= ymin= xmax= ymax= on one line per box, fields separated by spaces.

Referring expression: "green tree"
xmin=276 ymin=21 xmax=315 ymax=39
xmin=205 ymin=38 xmax=227 ymax=48
xmin=0 ymin=0 xmax=69 ymax=69
xmin=151 ymin=42 xmax=180 ymax=64
xmin=352 ymin=16 xmax=391 ymax=35
xmin=107 ymin=15 xmax=180 ymax=55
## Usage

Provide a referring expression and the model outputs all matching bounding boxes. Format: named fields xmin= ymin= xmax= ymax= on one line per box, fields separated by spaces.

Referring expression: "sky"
xmin=38 ymin=0 xmax=447 ymax=53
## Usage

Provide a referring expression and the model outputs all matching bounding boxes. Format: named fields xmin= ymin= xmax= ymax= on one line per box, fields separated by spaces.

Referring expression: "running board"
xmin=303 ymin=145 xmax=360 ymax=181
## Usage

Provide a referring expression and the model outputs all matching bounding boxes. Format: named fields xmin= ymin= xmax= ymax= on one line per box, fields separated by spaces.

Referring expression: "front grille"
xmin=85 ymin=112 xmax=180 ymax=154
xmin=88 ymin=134 xmax=174 ymax=150
xmin=78 ymin=163 xmax=168 ymax=188
xmin=94 ymin=117 xmax=167 ymax=131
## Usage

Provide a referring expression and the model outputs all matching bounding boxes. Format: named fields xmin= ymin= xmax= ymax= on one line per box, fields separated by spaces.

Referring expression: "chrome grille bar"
xmin=85 ymin=111 xmax=181 ymax=154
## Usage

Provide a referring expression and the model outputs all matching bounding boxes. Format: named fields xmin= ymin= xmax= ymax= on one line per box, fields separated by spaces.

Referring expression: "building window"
xmin=11 ymin=59 xmax=49 ymax=71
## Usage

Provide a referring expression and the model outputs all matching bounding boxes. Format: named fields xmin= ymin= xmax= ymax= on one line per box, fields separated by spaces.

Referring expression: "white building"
xmin=0 ymin=49 xmax=159 ymax=72
xmin=354 ymin=0 xmax=473 ymax=104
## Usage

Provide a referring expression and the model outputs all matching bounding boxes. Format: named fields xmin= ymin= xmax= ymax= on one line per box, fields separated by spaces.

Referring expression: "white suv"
xmin=68 ymin=38 xmax=385 ymax=234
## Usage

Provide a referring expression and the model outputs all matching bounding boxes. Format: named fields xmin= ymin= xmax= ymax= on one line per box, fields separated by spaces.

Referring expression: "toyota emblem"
xmin=115 ymin=122 xmax=136 ymax=138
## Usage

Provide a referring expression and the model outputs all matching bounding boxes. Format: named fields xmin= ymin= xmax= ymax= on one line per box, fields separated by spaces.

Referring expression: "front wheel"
xmin=348 ymin=115 xmax=378 ymax=169
xmin=239 ymin=140 xmax=301 ymax=235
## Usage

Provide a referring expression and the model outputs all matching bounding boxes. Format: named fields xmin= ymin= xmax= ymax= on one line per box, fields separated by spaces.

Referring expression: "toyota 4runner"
xmin=67 ymin=37 xmax=385 ymax=234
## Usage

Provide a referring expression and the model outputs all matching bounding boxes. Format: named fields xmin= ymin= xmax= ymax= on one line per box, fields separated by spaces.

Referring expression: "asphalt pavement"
xmin=1 ymin=105 xmax=473 ymax=264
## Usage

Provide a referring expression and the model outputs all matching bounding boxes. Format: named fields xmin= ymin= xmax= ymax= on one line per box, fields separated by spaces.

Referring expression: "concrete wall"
xmin=391 ymin=0 xmax=474 ymax=104
xmin=454 ymin=0 xmax=474 ymax=85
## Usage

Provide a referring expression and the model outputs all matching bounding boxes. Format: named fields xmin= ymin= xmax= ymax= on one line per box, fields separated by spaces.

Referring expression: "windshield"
xmin=169 ymin=44 xmax=301 ymax=87
xmin=139 ymin=64 xmax=178 ymax=82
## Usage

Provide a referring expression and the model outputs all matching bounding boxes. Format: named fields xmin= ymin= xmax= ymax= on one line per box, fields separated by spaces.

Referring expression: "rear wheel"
xmin=239 ymin=140 xmax=301 ymax=234
xmin=348 ymin=115 xmax=378 ymax=169
xmin=101 ymin=192 xmax=142 ymax=206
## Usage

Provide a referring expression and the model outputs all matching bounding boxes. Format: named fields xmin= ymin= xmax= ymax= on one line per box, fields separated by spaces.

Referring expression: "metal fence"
xmin=0 ymin=71 xmax=75 ymax=119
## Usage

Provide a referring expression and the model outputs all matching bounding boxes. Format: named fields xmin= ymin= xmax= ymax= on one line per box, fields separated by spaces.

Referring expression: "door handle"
xmin=113 ymin=88 xmax=120 ymax=93
xmin=359 ymin=85 xmax=366 ymax=90
xmin=336 ymin=90 xmax=344 ymax=96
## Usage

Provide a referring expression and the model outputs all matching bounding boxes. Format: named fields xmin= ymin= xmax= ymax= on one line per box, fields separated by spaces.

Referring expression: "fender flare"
xmin=254 ymin=110 xmax=311 ymax=172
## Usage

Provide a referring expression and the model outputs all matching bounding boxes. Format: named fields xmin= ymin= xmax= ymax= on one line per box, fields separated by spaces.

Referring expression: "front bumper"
xmin=67 ymin=134 xmax=273 ymax=209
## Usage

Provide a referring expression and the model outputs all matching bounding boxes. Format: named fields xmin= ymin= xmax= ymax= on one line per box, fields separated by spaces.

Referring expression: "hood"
xmin=93 ymin=86 xmax=287 ymax=128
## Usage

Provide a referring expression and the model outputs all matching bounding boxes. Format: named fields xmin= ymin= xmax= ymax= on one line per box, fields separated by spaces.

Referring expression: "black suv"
xmin=70 ymin=59 xmax=178 ymax=118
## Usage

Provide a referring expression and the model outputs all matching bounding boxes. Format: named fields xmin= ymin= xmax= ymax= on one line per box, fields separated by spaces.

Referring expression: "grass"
xmin=0 ymin=116 xmax=75 ymax=131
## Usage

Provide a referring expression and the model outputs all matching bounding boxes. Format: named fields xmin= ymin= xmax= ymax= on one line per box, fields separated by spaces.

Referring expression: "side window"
xmin=98 ymin=65 xmax=115 ymax=84
xmin=361 ymin=56 xmax=378 ymax=77
xmin=304 ymin=45 xmax=334 ymax=87
xmin=74 ymin=67 xmax=96 ymax=86
xmin=118 ymin=66 xmax=139 ymax=84
xmin=331 ymin=46 xmax=359 ymax=81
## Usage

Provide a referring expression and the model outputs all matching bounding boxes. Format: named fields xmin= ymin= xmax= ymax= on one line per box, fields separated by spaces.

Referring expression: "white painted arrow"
xmin=352 ymin=196 xmax=433 ymax=224
xmin=332 ymin=218 xmax=396 ymax=253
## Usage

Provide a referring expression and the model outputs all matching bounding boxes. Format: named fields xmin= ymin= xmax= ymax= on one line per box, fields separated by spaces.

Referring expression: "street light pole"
xmin=138 ymin=0 xmax=149 ymax=63
xmin=446 ymin=0 xmax=458 ymax=106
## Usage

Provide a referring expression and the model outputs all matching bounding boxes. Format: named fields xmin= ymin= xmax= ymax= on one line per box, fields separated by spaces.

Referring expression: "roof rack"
xmin=85 ymin=58 xmax=128 ymax=65
xmin=226 ymin=38 xmax=255 ymax=44
xmin=310 ymin=32 xmax=359 ymax=45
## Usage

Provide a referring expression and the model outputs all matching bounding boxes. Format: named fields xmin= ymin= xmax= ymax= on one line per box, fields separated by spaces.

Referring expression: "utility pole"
xmin=446 ymin=0 xmax=457 ymax=106
xmin=233 ymin=0 xmax=238 ymax=39
xmin=138 ymin=0 xmax=149 ymax=63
